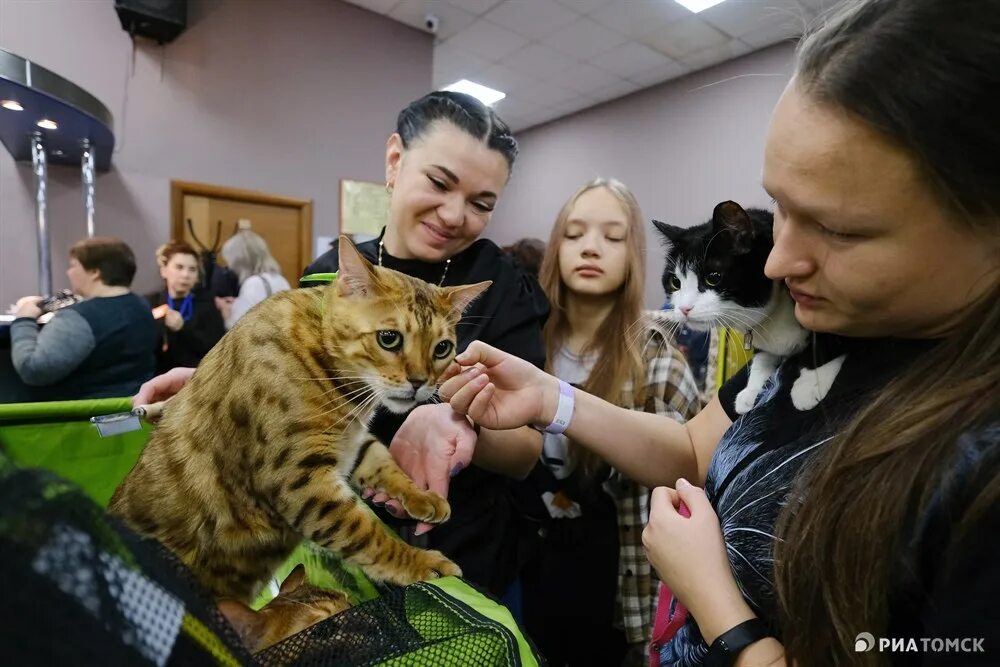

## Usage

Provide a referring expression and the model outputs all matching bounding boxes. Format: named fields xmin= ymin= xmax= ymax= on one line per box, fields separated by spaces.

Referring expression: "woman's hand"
xmin=643 ymin=479 xmax=756 ymax=644
xmin=14 ymin=296 xmax=43 ymax=320
xmin=439 ymin=341 xmax=558 ymax=431
xmin=381 ymin=403 xmax=478 ymax=535
xmin=164 ymin=309 xmax=185 ymax=332
xmin=133 ymin=367 xmax=195 ymax=409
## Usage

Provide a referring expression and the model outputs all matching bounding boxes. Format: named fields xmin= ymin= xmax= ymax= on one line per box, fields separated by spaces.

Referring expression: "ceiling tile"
xmin=493 ymin=92 xmax=546 ymax=119
xmin=588 ymin=77 xmax=641 ymax=103
xmin=510 ymin=80 xmax=582 ymax=107
xmin=440 ymin=18 xmax=530 ymax=60
xmin=442 ymin=0 xmax=505 ymax=15
xmin=699 ymin=0 xmax=809 ymax=39
xmin=627 ymin=60 xmax=689 ymax=87
xmin=389 ymin=0 xmax=478 ymax=41
xmin=500 ymin=43 xmax=578 ymax=79
xmin=590 ymin=41 xmax=676 ymax=78
xmin=484 ymin=0 xmax=581 ymax=40
xmin=542 ymin=17 xmax=627 ymax=60
xmin=589 ymin=0 xmax=691 ymax=38
xmin=553 ymin=0 xmax=618 ymax=14
xmin=342 ymin=0 xmax=399 ymax=15
xmin=474 ymin=63 xmax=540 ymax=94
xmin=681 ymin=38 xmax=753 ymax=70
xmin=433 ymin=42 xmax=492 ymax=87
xmin=640 ymin=16 xmax=729 ymax=60
xmin=548 ymin=62 xmax=622 ymax=95
xmin=739 ymin=17 xmax=803 ymax=48
xmin=547 ymin=94 xmax=597 ymax=118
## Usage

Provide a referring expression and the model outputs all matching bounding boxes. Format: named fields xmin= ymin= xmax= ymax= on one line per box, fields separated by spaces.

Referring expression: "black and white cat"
xmin=654 ymin=201 xmax=841 ymax=414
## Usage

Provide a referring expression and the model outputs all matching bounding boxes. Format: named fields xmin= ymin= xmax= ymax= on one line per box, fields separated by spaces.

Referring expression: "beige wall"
xmin=0 ymin=0 xmax=432 ymax=305
xmin=487 ymin=43 xmax=795 ymax=308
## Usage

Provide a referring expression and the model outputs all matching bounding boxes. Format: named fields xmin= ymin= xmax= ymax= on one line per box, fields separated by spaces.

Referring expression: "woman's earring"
xmin=385 ymin=182 xmax=393 ymax=194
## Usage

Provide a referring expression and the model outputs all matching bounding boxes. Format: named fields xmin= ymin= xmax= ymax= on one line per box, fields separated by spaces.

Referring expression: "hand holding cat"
xmin=14 ymin=295 xmax=43 ymax=319
xmin=643 ymin=480 xmax=756 ymax=644
xmin=439 ymin=341 xmax=557 ymax=430
xmin=132 ymin=366 xmax=195 ymax=410
xmin=387 ymin=403 xmax=477 ymax=535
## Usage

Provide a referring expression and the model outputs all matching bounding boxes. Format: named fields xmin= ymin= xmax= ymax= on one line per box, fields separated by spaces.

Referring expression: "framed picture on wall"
xmin=339 ymin=179 xmax=389 ymax=237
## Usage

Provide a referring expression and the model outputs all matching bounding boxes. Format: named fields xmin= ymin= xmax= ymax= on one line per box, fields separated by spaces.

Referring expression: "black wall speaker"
xmin=114 ymin=0 xmax=187 ymax=44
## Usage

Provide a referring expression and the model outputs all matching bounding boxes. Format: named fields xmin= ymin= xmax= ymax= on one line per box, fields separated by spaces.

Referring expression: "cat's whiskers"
xmin=314 ymin=384 xmax=376 ymax=412
xmin=315 ymin=386 xmax=379 ymax=421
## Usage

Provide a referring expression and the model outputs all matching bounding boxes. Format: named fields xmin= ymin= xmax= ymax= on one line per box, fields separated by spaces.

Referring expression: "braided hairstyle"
xmin=396 ymin=91 xmax=518 ymax=171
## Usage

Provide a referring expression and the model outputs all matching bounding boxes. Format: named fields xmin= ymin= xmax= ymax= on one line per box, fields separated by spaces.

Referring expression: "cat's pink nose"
xmin=680 ymin=306 xmax=692 ymax=317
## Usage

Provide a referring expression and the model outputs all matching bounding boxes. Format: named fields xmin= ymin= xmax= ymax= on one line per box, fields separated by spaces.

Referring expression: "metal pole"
xmin=81 ymin=139 xmax=96 ymax=238
xmin=31 ymin=133 xmax=52 ymax=296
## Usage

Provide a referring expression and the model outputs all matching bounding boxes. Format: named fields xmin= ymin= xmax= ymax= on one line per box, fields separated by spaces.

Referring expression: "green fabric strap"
xmin=299 ymin=272 xmax=338 ymax=286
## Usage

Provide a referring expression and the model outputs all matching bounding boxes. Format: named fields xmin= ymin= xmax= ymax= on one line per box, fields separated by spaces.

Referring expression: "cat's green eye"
xmin=668 ymin=275 xmax=681 ymax=291
xmin=433 ymin=340 xmax=454 ymax=360
xmin=705 ymin=272 xmax=723 ymax=287
xmin=377 ymin=330 xmax=403 ymax=351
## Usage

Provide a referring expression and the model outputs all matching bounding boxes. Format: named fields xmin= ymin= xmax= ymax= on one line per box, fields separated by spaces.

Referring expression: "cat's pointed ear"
xmin=218 ymin=599 xmax=263 ymax=649
xmin=279 ymin=564 xmax=307 ymax=595
xmin=652 ymin=220 xmax=685 ymax=245
xmin=337 ymin=235 xmax=378 ymax=298
xmin=445 ymin=280 xmax=492 ymax=317
xmin=712 ymin=201 xmax=754 ymax=254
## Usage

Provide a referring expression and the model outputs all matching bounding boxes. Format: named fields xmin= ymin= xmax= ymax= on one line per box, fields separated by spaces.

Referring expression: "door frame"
xmin=169 ymin=180 xmax=313 ymax=266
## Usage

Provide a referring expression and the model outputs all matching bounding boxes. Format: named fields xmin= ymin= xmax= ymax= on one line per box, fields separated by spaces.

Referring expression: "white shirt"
xmin=225 ymin=273 xmax=290 ymax=329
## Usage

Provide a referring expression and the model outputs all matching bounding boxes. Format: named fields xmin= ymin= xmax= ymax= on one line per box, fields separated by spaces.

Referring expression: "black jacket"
xmin=146 ymin=289 xmax=225 ymax=374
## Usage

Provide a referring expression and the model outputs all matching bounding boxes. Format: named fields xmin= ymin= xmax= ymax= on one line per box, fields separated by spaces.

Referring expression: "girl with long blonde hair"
xmin=519 ymin=178 xmax=701 ymax=666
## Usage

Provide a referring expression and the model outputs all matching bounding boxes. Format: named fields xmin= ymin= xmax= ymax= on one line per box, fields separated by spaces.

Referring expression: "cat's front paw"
xmin=398 ymin=489 xmax=451 ymax=525
xmin=735 ymin=386 xmax=758 ymax=414
xmin=410 ymin=548 xmax=462 ymax=582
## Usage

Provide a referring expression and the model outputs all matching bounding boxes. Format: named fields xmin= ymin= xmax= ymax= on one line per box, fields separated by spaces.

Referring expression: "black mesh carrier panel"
xmin=0 ymin=447 xmax=542 ymax=666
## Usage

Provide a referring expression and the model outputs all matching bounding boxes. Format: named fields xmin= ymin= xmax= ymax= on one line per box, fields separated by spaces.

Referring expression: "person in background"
xmin=147 ymin=241 xmax=225 ymax=373
xmin=216 ymin=230 xmax=290 ymax=329
xmin=502 ymin=238 xmax=546 ymax=279
xmin=10 ymin=237 xmax=155 ymax=399
xmin=517 ymin=179 xmax=700 ymax=666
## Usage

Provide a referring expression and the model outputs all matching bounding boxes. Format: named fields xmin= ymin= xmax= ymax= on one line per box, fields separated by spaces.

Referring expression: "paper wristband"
xmin=542 ymin=379 xmax=575 ymax=435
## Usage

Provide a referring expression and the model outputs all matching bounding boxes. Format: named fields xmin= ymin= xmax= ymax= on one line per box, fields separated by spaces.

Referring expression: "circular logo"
xmin=855 ymin=632 xmax=876 ymax=652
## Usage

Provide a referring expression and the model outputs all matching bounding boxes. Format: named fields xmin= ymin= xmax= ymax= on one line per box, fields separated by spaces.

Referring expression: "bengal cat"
xmin=217 ymin=565 xmax=351 ymax=653
xmin=109 ymin=236 xmax=489 ymax=603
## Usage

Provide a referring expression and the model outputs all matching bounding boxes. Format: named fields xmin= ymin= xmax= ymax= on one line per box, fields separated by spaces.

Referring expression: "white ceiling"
xmin=343 ymin=0 xmax=843 ymax=131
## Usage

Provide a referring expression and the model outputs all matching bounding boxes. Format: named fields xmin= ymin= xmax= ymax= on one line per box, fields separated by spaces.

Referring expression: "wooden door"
xmin=171 ymin=181 xmax=313 ymax=287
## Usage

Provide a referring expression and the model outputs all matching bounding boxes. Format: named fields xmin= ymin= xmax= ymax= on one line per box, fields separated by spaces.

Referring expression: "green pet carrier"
xmin=0 ymin=400 xmax=543 ymax=666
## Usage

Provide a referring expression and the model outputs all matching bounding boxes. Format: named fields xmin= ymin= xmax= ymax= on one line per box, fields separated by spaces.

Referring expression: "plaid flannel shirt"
xmin=606 ymin=313 xmax=702 ymax=662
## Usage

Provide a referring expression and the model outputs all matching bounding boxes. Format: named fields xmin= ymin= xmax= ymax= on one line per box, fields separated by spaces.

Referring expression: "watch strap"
xmin=704 ymin=618 xmax=770 ymax=667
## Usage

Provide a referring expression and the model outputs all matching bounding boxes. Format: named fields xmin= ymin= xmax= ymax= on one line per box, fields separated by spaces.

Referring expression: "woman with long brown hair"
xmin=437 ymin=0 xmax=999 ymax=664
xmin=518 ymin=178 xmax=700 ymax=666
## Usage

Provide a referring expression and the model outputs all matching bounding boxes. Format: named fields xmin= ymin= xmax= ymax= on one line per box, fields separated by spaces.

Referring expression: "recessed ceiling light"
xmin=441 ymin=80 xmax=506 ymax=107
xmin=1 ymin=99 xmax=24 ymax=111
xmin=36 ymin=118 xmax=58 ymax=130
xmin=674 ymin=0 xmax=728 ymax=12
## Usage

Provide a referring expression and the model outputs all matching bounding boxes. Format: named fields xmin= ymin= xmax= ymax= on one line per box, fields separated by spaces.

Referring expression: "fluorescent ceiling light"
xmin=36 ymin=118 xmax=58 ymax=130
xmin=1 ymin=99 xmax=24 ymax=111
xmin=441 ymin=79 xmax=505 ymax=107
xmin=674 ymin=0 xmax=728 ymax=12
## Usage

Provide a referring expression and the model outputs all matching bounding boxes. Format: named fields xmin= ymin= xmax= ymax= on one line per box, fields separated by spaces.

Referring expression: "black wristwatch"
xmin=704 ymin=618 xmax=770 ymax=667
